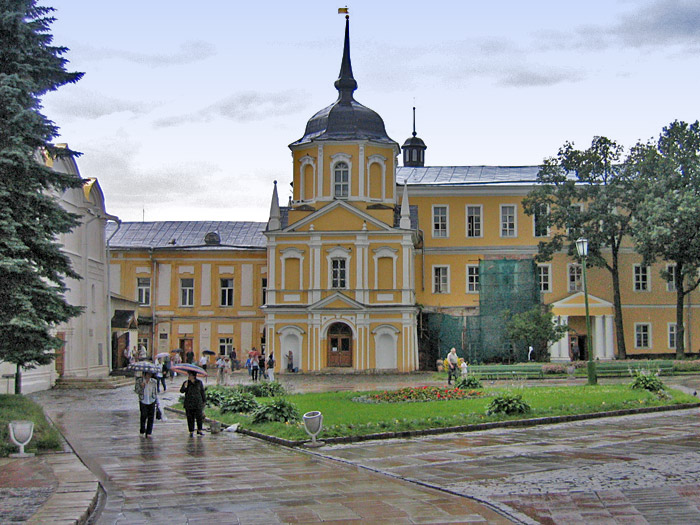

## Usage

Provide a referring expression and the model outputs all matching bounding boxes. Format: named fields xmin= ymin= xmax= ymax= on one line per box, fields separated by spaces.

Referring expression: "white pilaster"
xmin=604 ymin=315 xmax=615 ymax=359
xmin=595 ymin=315 xmax=604 ymax=360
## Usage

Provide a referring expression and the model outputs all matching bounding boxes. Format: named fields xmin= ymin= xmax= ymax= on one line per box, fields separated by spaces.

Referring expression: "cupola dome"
xmin=290 ymin=16 xmax=397 ymax=148
xmin=401 ymin=107 xmax=427 ymax=167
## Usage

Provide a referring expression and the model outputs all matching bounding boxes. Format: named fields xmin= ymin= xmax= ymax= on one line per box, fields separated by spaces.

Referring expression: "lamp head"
xmin=575 ymin=237 xmax=588 ymax=257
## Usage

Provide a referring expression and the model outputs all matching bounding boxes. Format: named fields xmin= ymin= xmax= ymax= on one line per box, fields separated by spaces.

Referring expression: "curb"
xmin=167 ymin=401 xmax=700 ymax=448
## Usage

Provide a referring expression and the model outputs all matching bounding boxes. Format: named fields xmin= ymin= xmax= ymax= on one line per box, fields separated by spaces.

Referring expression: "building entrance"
xmin=327 ymin=323 xmax=352 ymax=367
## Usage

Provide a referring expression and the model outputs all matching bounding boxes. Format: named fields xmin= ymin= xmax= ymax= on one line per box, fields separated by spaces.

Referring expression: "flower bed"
xmin=356 ymin=386 xmax=484 ymax=403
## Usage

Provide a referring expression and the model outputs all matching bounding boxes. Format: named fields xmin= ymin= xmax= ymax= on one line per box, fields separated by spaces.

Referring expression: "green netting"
xmin=419 ymin=259 xmax=540 ymax=366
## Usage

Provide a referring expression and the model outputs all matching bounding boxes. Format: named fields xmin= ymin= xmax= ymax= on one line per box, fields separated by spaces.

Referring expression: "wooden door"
xmin=327 ymin=323 xmax=352 ymax=367
xmin=55 ymin=332 xmax=66 ymax=376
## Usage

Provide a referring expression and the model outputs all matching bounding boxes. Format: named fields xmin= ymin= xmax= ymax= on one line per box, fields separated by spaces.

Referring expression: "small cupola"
xmin=401 ymin=106 xmax=427 ymax=167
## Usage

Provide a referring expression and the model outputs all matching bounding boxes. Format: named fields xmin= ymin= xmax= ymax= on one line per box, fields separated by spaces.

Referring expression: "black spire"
xmin=333 ymin=15 xmax=357 ymax=103
xmin=402 ymin=106 xmax=427 ymax=167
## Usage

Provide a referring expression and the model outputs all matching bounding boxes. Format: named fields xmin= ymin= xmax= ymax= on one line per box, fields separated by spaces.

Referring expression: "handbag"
xmin=156 ymin=406 xmax=162 ymax=420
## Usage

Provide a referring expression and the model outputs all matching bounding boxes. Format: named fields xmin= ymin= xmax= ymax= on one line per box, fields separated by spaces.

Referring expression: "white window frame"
xmin=180 ymin=278 xmax=195 ymax=307
xmin=668 ymin=323 xmax=677 ymax=350
xmin=466 ymin=264 xmax=479 ymax=293
xmin=137 ymin=277 xmax=151 ymax=306
xmin=330 ymin=154 xmax=352 ymax=199
xmin=500 ymin=204 xmax=517 ymax=238
xmin=533 ymin=203 xmax=550 ymax=238
xmin=298 ymin=155 xmax=316 ymax=202
xmin=219 ymin=337 xmax=234 ymax=356
xmin=325 ymin=247 xmax=350 ymax=290
xmin=634 ymin=264 xmax=650 ymax=292
xmin=567 ymin=203 xmax=584 ymax=235
xmin=220 ymin=278 xmax=234 ymax=307
xmin=537 ymin=264 xmax=552 ymax=293
xmin=466 ymin=205 xmax=482 ymax=238
xmin=372 ymin=247 xmax=398 ymax=289
xmin=432 ymin=265 xmax=450 ymax=294
xmin=666 ymin=264 xmax=676 ymax=292
xmin=331 ymin=258 xmax=347 ymax=289
xmin=568 ymin=264 xmax=582 ymax=292
xmin=432 ymin=205 xmax=449 ymax=238
xmin=635 ymin=323 xmax=651 ymax=349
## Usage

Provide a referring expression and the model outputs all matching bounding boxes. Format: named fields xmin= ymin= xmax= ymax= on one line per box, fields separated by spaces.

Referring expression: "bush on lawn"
xmin=486 ymin=392 xmax=531 ymax=415
xmin=455 ymin=375 xmax=483 ymax=389
xmin=251 ymin=398 xmax=299 ymax=424
xmin=629 ymin=368 xmax=665 ymax=393
xmin=220 ymin=391 xmax=259 ymax=414
xmin=238 ymin=381 xmax=286 ymax=397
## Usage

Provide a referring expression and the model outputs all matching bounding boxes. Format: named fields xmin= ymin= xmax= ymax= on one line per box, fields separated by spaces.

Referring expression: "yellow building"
xmin=108 ymin=18 xmax=698 ymax=372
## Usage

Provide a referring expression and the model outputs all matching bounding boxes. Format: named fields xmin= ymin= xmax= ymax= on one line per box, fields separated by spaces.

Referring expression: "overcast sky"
xmin=43 ymin=0 xmax=700 ymax=223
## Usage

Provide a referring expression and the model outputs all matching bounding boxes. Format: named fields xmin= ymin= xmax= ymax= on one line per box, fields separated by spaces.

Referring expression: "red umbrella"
xmin=171 ymin=363 xmax=208 ymax=377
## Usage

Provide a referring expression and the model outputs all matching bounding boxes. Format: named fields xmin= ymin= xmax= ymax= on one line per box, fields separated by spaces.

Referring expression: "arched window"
xmin=334 ymin=161 xmax=349 ymax=198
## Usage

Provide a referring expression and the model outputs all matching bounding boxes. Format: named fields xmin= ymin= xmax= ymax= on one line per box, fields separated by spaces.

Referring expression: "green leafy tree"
xmin=632 ymin=121 xmax=700 ymax=358
xmin=523 ymin=137 xmax=643 ymax=359
xmin=504 ymin=305 xmax=568 ymax=362
xmin=0 ymin=1 xmax=84 ymax=393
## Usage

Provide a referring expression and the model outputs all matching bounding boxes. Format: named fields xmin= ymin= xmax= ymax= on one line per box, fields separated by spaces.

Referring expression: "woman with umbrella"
xmin=178 ymin=365 xmax=207 ymax=436
xmin=131 ymin=361 xmax=161 ymax=438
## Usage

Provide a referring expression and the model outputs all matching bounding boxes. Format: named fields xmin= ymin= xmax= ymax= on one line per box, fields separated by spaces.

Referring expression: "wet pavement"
xmin=26 ymin=374 xmax=700 ymax=524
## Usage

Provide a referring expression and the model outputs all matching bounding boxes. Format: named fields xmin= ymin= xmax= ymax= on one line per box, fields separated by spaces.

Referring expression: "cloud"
xmin=76 ymin=40 xmax=216 ymax=67
xmin=152 ymin=90 xmax=308 ymax=128
xmin=498 ymin=68 xmax=583 ymax=87
xmin=45 ymin=89 xmax=153 ymax=120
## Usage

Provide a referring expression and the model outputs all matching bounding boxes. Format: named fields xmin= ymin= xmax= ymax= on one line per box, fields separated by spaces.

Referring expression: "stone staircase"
xmin=54 ymin=375 xmax=133 ymax=389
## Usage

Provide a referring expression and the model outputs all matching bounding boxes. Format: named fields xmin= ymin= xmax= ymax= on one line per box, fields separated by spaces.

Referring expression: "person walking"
xmin=198 ymin=353 xmax=208 ymax=372
xmin=155 ymin=357 xmax=167 ymax=392
xmin=258 ymin=351 xmax=267 ymax=380
xmin=447 ymin=347 xmax=459 ymax=385
xmin=215 ymin=355 xmax=226 ymax=386
xmin=185 ymin=348 xmax=194 ymax=364
xmin=135 ymin=371 xmax=158 ymax=438
xmin=267 ymin=353 xmax=275 ymax=382
xmin=251 ymin=354 xmax=259 ymax=382
xmin=171 ymin=352 xmax=182 ymax=377
xmin=180 ymin=371 xmax=206 ymax=437
xmin=245 ymin=356 xmax=252 ymax=379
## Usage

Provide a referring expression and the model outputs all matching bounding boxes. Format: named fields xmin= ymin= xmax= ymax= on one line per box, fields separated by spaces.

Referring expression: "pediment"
xmin=309 ymin=291 xmax=365 ymax=311
xmin=551 ymin=292 xmax=614 ymax=316
xmin=285 ymin=200 xmax=393 ymax=233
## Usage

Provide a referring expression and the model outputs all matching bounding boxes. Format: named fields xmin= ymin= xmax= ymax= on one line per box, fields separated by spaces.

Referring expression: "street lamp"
xmin=575 ymin=238 xmax=597 ymax=385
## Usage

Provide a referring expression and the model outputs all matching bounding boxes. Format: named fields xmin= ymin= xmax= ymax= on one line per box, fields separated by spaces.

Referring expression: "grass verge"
xmin=0 ymin=394 xmax=62 ymax=457
xmin=180 ymin=384 xmax=698 ymax=443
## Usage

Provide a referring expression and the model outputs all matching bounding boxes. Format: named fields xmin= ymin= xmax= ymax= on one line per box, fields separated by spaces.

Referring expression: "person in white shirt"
xmin=135 ymin=371 xmax=159 ymax=438
xmin=447 ymin=347 xmax=459 ymax=385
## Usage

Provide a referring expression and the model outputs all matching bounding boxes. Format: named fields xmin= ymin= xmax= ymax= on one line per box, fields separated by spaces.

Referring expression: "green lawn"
xmin=0 ymin=394 xmax=62 ymax=456
xmin=196 ymin=384 xmax=698 ymax=442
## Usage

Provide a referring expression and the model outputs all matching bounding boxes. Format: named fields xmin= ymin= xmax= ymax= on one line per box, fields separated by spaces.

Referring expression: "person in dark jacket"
xmin=180 ymin=371 xmax=206 ymax=436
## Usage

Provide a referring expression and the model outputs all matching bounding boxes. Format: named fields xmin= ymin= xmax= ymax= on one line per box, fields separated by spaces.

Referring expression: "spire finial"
xmin=412 ymin=106 xmax=417 ymax=137
xmin=334 ymin=7 xmax=357 ymax=102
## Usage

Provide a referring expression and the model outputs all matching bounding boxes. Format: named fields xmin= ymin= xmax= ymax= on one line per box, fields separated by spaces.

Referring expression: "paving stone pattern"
xmin=33 ymin=385 xmax=511 ymax=524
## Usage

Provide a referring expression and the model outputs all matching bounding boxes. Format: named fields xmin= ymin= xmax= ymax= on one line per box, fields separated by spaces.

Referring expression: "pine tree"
xmin=0 ymin=0 xmax=84 ymax=393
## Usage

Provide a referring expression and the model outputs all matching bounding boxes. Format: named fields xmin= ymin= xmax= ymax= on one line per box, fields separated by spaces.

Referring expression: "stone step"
xmin=54 ymin=376 xmax=133 ymax=389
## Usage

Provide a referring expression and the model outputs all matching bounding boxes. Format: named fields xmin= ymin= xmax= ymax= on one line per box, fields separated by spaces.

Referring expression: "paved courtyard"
xmin=30 ymin=374 xmax=700 ymax=524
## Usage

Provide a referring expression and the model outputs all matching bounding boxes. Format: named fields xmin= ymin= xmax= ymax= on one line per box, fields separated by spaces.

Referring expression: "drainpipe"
xmin=150 ymin=248 xmax=157 ymax=356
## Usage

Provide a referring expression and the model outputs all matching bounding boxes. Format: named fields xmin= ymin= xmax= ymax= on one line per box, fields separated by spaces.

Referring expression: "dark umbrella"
xmin=171 ymin=363 xmax=208 ymax=377
xmin=129 ymin=361 xmax=160 ymax=374
xmin=202 ymin=350 xmax=216 ymax=356
xmin=170 ymin=348 xmax=183 ymax=353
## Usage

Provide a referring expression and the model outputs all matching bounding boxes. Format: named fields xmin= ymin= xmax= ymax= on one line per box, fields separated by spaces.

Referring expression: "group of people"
xmin=446 ymin=347 xmax=469 ymax=385
xmin=135 ymin=369 xmax=207 ymax=438
xmin=245 ymin=348 xmax=275 ymax=382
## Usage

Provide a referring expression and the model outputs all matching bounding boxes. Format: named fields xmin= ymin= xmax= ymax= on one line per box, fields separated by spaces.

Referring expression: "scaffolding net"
xmin=420 ymin=258 xmax=540 ymax=366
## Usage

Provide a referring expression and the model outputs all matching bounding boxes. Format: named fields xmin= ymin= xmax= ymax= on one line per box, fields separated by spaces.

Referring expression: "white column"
xmin=594 ymin=315 xmax=605 ymax=360
xmin=604 ymin=315 xmax=615 ymax=359
xmin=552 ymin=315 xmax=569 ymax=362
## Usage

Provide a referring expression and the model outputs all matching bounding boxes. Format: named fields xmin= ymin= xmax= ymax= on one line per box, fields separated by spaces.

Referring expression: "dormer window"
xmin=334 ymin=162 xmax=349 ymax=198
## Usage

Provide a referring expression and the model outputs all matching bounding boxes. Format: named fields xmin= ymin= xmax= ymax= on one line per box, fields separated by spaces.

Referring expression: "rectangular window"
xmin=433 ymin=266 xmax=449 ymax=294
xmin=537 ymin=264 xmax=551 ymax=293
xmin=634 ymin=265 xmax=650 ymax=292
xmin=567 ymin=203 xmax=584 ymax=235
xmin=466 ymin=264 xmax=479 ymax=293
xmin=220 ymin=278 xmax=234 ymax=306
xmin=466 ymin=205 xmax=482 ymax=238
xmin=262 ymin=277 xmax=268 ymax=305
xmin=432 ymin=205 xmax=448 ymax=238
xmin=635 ymin=323 xmax=651 ymax=349
xmin=333 ymin=162 xmax=349 ymax=198
xmin=331 ymin=258 xmax=347 ymax=289
xmin=666 ymin=265 xmax=676 ymax=292
xmin=533 ymin=204 xmax=549 ymax=238
xmin=668 ymin=323 xmax=677 ymax=349
xmin=180 ymin=278 xmax=194 ymax=307
xmin=568 ymin=264 xmax=582 ymax=292
xmin=137 ymin=277 xmax=151 ymax=306
xmin=219 ymin=337 xmax=234 ymax=356
xmin=500 ymin=205 xmax=517 ymax=238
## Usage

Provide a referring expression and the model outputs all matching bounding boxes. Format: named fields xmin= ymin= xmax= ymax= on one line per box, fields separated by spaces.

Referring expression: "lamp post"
xmin=576 ymin=238 xmax=597 ymax=385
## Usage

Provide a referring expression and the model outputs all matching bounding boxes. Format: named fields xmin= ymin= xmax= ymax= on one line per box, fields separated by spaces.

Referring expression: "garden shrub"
xmin=220 ymin=391 xmax=259 ymax=414
xmin=541 ymin=364 xmax=566 ymax=375
xmin=455 ymin=375 xmax=483 ymax=389
xmin=205 ymin=386 xmax=230 ymax=407
xmin=629 ymin=368 xmax=665 ymax=393
xmin=486 ymin=392 xmax=531 ymax=415
xmin=251 ymin=398 xmax=300 ymax=423
xmin=673 ymin=359 xmax=700 ymax=372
